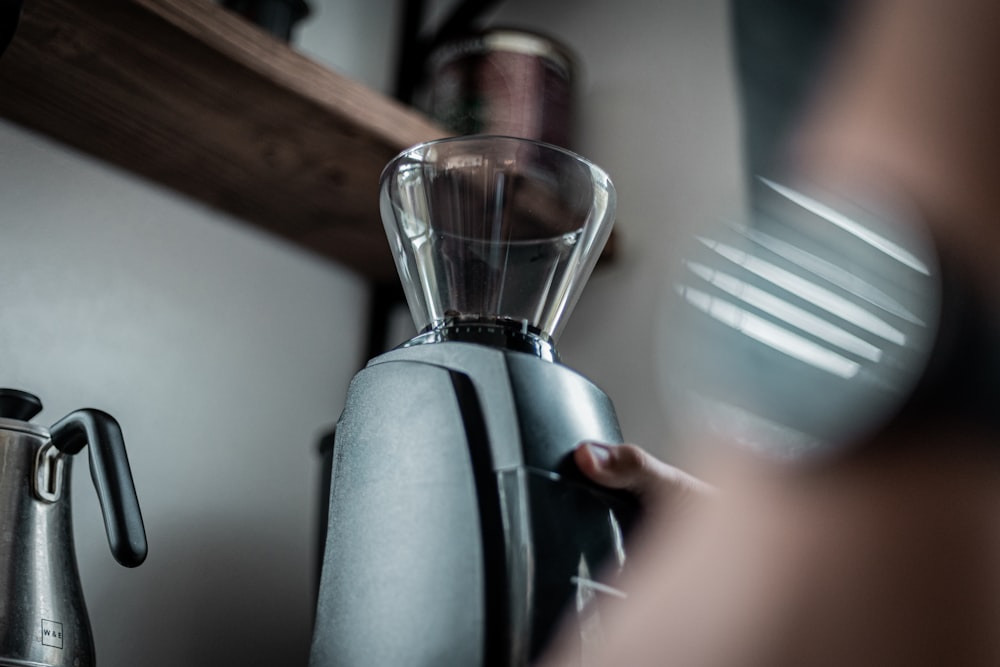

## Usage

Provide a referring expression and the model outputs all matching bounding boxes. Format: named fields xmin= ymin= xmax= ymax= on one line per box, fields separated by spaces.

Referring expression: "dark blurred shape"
xmin=730 ymin=0 xmax=846 ymax=176
xmin=0 ymin=0 xmax=21 ymax=59
xmin=393 ymin=0 xmax=504 ymax=104
xmin=222 ymin=0 xmax=310 ymax=42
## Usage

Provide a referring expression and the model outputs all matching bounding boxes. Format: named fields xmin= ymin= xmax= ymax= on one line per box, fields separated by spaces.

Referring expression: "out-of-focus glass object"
xmin=660 ymin=175 xmax=942 ymax=460
xmin=379 ymin=135 xmax=616 ymax=346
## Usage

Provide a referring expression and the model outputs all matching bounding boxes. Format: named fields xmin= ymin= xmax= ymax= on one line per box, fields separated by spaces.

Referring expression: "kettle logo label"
xmin=41 ymin=620 xmax=63 ymax=649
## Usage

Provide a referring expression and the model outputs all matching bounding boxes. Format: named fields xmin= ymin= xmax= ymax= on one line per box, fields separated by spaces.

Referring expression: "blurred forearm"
xmin=791 ymin=0 xmax=1000 ymax=295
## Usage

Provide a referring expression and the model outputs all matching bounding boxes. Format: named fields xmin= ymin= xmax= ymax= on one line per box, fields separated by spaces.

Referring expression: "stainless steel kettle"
xmin=0 ymin=388 xmax=147 ymax=667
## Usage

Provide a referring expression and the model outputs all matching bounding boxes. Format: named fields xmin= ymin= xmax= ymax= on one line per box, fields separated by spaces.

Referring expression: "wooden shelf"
xmin=0 ymin=0 xmax=449 ymax=281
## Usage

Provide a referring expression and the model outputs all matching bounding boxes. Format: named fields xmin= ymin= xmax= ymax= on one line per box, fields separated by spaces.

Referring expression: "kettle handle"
xmin=50 ymin=409 xmax=148 ymax=568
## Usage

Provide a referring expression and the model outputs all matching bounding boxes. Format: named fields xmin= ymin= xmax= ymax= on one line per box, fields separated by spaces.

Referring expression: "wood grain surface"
xmin=0 ymin=0 xmax=448 ymax=281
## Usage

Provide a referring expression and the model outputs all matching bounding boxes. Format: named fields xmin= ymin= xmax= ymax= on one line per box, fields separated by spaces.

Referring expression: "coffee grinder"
xmin=310 ymin=135 xmax=633 ymax=667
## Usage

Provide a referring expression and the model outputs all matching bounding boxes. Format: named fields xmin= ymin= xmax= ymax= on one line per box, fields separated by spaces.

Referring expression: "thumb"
xmin=574 ymin=441 xmax=712 ymax=504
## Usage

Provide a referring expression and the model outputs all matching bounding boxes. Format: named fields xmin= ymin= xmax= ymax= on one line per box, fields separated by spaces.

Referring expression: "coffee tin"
xmin=423 ymin=28 xmax=577 ymax=148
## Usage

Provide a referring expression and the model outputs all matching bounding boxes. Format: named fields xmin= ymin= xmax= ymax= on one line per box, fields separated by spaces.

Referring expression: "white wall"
xmin=0 ymin=0 xmax=742 ymax=665
xmin=488 ymin=0 xmax=746 ymax=464
xmin=0 ymin=120 xmax=369 ymax=663
xmin=0 ymin=0 xmax=402 ymax=662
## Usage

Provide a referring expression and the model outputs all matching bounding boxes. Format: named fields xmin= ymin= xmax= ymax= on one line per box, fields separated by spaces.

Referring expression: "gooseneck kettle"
xmin=0 ymin=388 xmax=147 ymax=667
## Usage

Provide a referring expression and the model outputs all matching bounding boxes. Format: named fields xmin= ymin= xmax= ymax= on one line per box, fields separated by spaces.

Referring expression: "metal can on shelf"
xmin=422 ymin=28 xmax=577 ymax=148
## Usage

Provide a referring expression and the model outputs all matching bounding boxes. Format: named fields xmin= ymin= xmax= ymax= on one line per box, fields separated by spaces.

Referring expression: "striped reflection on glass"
xmin=676 ymin=284 xmax=861 ymax=379
xmin=684 ymin=261 xmax=883 ymax=363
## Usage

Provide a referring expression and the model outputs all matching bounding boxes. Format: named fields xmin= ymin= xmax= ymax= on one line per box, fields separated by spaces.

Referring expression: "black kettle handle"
xmin=50 ymin=409 xmax=148 ymax=568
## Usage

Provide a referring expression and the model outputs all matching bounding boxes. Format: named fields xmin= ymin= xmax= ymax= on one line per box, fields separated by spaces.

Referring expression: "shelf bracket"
xmin=393 ymin=0 xmax=504 ymax=104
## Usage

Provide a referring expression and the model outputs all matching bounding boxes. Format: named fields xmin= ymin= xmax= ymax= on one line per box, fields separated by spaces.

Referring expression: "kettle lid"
xmin=0 ymin=389 xmax=43 ymax=421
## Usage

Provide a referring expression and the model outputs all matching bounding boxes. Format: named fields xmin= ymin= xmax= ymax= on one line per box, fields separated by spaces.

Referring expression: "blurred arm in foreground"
xmin=541 ymin=1 xmax=1000 ymax=665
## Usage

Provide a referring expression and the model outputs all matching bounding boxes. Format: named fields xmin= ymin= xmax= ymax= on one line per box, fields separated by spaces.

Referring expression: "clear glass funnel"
xmin=379 ymin=135 xmax=616 ymax=351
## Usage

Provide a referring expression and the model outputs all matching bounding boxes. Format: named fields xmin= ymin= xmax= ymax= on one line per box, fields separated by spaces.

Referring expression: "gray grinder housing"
xmin=310 ymin=340 xmax=631 ymax=667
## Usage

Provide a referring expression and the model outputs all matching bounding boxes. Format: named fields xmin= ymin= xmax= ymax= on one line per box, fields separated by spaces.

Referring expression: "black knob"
xmin=0 ymin=389 xmax=43 ymax=421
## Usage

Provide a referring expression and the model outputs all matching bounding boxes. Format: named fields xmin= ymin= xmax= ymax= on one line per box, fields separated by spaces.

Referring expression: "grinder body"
xmin=310 ymin=340 xmax=630 ymax=667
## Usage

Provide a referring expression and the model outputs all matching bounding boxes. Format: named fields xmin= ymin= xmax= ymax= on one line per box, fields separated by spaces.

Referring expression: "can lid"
xmin=428 ymin=27 xmax=577 ymax=81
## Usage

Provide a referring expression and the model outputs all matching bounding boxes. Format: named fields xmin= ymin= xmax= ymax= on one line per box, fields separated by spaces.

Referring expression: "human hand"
xmin=573 ymin=441 xmax=713 ymax=508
